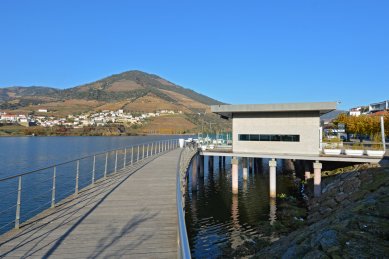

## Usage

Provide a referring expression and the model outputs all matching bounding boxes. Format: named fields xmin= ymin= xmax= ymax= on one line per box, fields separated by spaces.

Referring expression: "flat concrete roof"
xmin=200 ymin=150 xmax=382 ymax=163
xmin=211 ymin=102 xmax=337 ymax=118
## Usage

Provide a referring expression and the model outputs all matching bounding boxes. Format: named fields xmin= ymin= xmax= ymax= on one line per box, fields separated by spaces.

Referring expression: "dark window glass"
xmin=239 ymin=134 xmax=300 ymax=142
xmin=249 ymin=134 xmax=260 ymax=141
xmin=239 ymin=134 xmax=250 ymax=141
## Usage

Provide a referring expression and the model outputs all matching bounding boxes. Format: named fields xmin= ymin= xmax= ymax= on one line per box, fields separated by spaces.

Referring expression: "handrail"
xmin=0 ymin=139 xmax=177 ymax=182
xmin=0 ymin=138 xmax=179 ymax=234
xmin=176 ymin=144 xmax=197 ymax=259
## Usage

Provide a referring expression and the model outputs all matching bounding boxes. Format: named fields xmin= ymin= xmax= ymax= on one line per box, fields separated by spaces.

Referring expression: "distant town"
xmin=0 ymin=109 xmax=182 ymax=128
xmin=348 ymin=100 xmax=389 ymax=117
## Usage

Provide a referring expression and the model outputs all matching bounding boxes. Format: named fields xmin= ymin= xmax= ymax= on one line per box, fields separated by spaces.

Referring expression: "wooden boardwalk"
xmin=0 ymin=149 xmax=181 ymax=258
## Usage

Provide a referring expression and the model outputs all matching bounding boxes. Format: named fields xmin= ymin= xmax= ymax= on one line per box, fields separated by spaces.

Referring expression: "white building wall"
xmin=232 ymin=111 xmax=320 ymax=155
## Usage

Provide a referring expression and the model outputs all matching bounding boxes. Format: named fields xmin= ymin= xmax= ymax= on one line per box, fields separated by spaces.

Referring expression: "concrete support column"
xmin=219 ymin=156 xmax=222 ymax=168
xmin=304 ymin=161 xmax=311 ymax=180
xmin=199 ymin=155 xmax=204 ymax=177
xmin=208 ymin=156 xmax=214 ymax=172
xmin=269 ymin=159 xmax=277 ymax=198
xmin=269 ymin=197 xmax=277 ymax=225
xmin=232 ymin=157 xmax=239 ymax=195
xmin=192 ymin=156 xmax=198 ymax=192
xmin=284 ymin=159 xmax=295 ymax=173
xmin=242 ymin=158 xmax=248 ymax=181
xmin=313 ymin=161 xmax=322 ymax=197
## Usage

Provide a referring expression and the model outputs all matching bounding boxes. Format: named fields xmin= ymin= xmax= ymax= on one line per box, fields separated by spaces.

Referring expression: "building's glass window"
xmin=239 ymin=134 xmax=300 ymax=142
xmin=249 ymin=134 xmax=260 ymax=141
xmin=239 ymin=134 xmax=250 ymax=141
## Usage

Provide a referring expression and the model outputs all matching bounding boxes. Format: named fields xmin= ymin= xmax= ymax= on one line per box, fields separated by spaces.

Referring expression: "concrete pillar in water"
xmin=232 ymin=157 xmax=239 ymax=194
xmin=313 ymin=161 xmax=322 ymax=197
xmin=208 ymin=156 xmax=214 ymax=172
xmin=284 ymin=159 xmax=295 ymax=173
xmin=219 ymin=156 xmax=222 ymax=168
xmin=191 ymin=155 xmax=198 ymax=192
xmin=249 ymin=158 xmax=253 ymax=173
xmin=242 ymin=157 xmax=248 ymax=181
xmin=269 ymin=197 xmax=277 ymax=225
xmin=304 ymin=161 xmax=311 ymax=180
xmin=223 ymin=156 xmax=226 ymax=168
xmin=269 ymin=159 xmax=277 ymax=198
xmin=199 ymin=155 xmax=204 ymax=178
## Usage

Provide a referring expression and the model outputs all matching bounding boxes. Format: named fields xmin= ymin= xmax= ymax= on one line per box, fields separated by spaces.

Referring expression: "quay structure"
xmin=0 ymin=139 xmax=194 ymax=259
xmin=202 ymin=102 xmax=384 ymax=197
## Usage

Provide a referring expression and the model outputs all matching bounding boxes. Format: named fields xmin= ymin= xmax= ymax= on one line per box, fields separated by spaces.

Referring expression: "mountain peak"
xmin=0 ymin=70 xmax=223 ymax=111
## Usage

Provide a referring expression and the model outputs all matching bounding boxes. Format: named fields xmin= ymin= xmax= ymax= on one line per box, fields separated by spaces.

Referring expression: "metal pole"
xmin=75 ymin=160 xmax=79 ymax=195
xmin=131 ymin=146 xmax=134 ymax=165
xmin=15 ymin=176 xmax=22 ymax=229
xmin=381 ymin=116 xmax=386 ymax=151
xmin=51 ymin=167 xmax=56 ymax=208
xmin=137 ymin=145 xmax=140 ymax=162
xmin=104 ymin=152 xmax=108 ymax=178
xmin=114 ymin=150 xmax=118 ymax=172
xmin=92 ymin=155 xmax=96 ymax=184
xmin=142 ymin=144 xmax=145 ymax=160
xmin=159 ymin=141 xmax=161 ymax=153
xmin=151 ymin=142 xmax=154 ymax=156
xmin=124 ymin=148 xmax=127 ymax=168
xmin=146 ymin=144 xmax=149 ymax=158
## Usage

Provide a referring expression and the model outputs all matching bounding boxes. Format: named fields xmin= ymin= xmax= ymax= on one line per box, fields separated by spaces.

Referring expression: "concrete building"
xmin=202 ymin=102 xmax=384 ymax=199
xmin=211 ymin=102 xmax=337 ymax=156
xmin=349 ymin=107 xmax=362 ymax=117
xmin=369 ymin=100 xmax=389 ymax=113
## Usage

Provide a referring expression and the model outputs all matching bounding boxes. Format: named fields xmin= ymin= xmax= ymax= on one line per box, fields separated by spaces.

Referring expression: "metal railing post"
xmin=92 ymin=155 xmax=96 ymax=184
xmin=75 ymin=160 xmax=79 ymax=195
xmin=104 ymin=152 xmax=108 ymax=178
xmin=51 ymin=167 xmax=56 ymax=208
xmin=142 ymin=144 xmax=145 ymax=160
xmin=131 ymin=146 xmax=134 ymax=165
xmin=137 ymin=145 xmax=140 ymax=162
xmin=114 ymin=150 xmax=118 ymax=172
xmin=146 ymin=144 xmax=149 ymax=158
xmin=15 ymin=176 xmax=22 ymax=229
xmin=124 ymin=148 xmax=127 ymax=168
xmin=158 ymin=141 xmax=161 ymax=153
xmin=151 ymin=142 xmax=154 ymax=156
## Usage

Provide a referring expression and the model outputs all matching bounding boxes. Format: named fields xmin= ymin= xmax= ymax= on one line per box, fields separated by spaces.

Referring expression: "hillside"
xmin=0 ymin=70 xmax=229 ymax=134
xmin=0 ymin=70 xmax=222 ymax=111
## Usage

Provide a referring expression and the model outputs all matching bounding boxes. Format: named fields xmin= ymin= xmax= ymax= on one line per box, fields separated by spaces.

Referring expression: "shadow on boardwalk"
xmin=0 ymin=153 xmax=170 ymax=258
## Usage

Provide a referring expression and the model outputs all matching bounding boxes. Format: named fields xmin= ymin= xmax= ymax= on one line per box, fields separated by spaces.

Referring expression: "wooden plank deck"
xmin=0 ymin=149 xmax=181 ymax=258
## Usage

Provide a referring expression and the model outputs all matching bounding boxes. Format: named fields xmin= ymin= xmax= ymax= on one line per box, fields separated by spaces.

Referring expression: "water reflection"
xmin=185 ymin=156 xmax=302 ymax=258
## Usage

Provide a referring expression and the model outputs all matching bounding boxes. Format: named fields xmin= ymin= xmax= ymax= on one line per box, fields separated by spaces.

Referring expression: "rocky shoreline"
xmin=253 ymin=165 xmax=389 ymax=258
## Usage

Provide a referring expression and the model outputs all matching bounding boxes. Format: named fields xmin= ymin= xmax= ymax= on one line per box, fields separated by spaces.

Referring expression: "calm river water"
xmin=185 ymin=156 xmax=304 ymax=258
xmin=0 ymin=135 xmax=182 ymax=234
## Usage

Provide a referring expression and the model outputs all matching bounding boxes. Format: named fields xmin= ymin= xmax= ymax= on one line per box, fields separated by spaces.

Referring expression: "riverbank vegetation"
xmin=335 ymin=113 xmax=389 ymax=136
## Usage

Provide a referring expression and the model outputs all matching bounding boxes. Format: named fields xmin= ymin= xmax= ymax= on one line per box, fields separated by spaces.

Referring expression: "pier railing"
xmin=176 ymin=143 xmax=198 ymax=259
xmin=322 ymin=141 xmax=385 ymax=157
xmin=0 ymin=138 xmax=179 ymax=235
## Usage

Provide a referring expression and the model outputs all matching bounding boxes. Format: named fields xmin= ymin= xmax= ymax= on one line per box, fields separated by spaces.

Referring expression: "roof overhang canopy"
xmin=211 ymin=102 xmax=337 ymax=119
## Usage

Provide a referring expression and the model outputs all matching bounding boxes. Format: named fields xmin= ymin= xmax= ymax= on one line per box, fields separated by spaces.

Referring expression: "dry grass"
xmin=107 ymin=80 xmax=144 ymax=92
xmin=123 ymin=93 xmax=190 ymax=113
xmin=159 ymin=89 xmax=209 ymax=110
xmin=10 ymin=99 xmax=103 ymax=116
xmin=141 ymin=115 xmax=196 ymax=134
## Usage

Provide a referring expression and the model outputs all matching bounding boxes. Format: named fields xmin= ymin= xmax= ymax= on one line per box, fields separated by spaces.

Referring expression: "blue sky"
xmin=0 ymin=0 xmax=388 ymax=110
